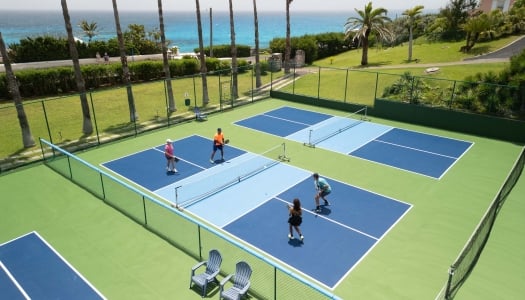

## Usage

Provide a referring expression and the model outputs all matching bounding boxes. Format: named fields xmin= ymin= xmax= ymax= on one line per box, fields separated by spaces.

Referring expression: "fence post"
xmin=88 ymin=89 xmax=101 ymax=145
xmin=317 ymin=66 xmax=321 ymax=100
xmin=344 ymin=68 xmax=349 ymax=103
xmin=41 ymin=100 xmax=53 ymax=144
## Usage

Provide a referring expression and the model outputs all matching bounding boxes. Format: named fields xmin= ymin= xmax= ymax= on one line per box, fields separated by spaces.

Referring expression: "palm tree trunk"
xmin=253 ymin=0 xmax=262 ymax=88
xmin=195 ymin=0 xmax=209 ymax=105
xmin=61 ymin=0 xmax=93 ymax=135
xmin=228 ymin=0 xmax=239 ymax=99
xmin=285 ymin=0 xmax=293 ymax=74
xmin=361 ymin=32 xmax=370 ymax=66
xmin=0 ymin=32 xmax=35 ymax=148
xmin=158 ymin=0 xmax=176 ymax=113
xmin=408 ymin=26 xmax=413 ymax=61
xmin=112 ymin=0 xmax=138 ymax=122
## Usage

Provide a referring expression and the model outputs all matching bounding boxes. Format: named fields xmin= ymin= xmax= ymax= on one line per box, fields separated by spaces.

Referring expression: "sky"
xmin=4 ymin=0 xmax=451 ymax=12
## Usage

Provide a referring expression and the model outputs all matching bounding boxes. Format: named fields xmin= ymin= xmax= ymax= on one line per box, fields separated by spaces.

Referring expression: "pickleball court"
xmin=234 ymin=106 xmax=473 ymax=179
xmin=102 ymin=135 xmax=411 ymax=288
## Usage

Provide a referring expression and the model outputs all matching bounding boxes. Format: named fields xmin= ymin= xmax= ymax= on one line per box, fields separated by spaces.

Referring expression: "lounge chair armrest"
xmin=191 ymin=261 xmax=207 ymax=272
xmin=219 ymin=274 xmax=233 ymax=287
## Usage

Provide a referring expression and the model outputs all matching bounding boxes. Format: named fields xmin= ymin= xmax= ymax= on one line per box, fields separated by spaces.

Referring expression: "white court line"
xmin=262 ymin=113 xmax=312 ymax=126
xmin=274 ymin=197 xmax=380 ymax=241
xmin=33 ymin=232 xmax=107 ymax=299
xmin=0 ymin=260 xmax=31 ymax=300
xmin=374 ymin=139 xmax=460 ymax=159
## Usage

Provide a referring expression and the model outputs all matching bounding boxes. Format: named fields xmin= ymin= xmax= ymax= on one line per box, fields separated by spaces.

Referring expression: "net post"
xmin=361 ymin=106 xmax=370 ymax=121
xmin=173 ymin=185 xmax=183 ymax=211
xmin=279 ymin=142 xmax=291 ymax=162
xmin=303 ymin=129 xmax=315 ymax=148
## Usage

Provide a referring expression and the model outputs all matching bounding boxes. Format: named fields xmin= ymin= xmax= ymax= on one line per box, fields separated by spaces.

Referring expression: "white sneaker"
xmin=173 ymin=169 xmax=177 ymax=172
xmin=210 ymin=159 xmax=214 ymax=163
xmin=288 ymin=234 xmax=293 ymax=240
xmin=300 ymin=235 xmax=304 ymax=241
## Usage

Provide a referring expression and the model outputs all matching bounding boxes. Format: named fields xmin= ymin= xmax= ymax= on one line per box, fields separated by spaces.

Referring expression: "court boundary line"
xmin=274 ymin=196 xmax=380 ymax=240
xmin=347 ymin=154 xmax=444 ymax=180
xmin=0 ymin=260 xmax=30 ymax=300
xmin=439 ymin=142 xmax=476 ymax=180
xmin=262 ymin=113 xmax=312 ymax=126
xmin=374 ymin=139 xmax=462 ymax=159
xmin=233 ymin=121 xmax=290 ymax=139
xmin=151 ymin=147 xmax=205 ymax=170
xmin=0 ymin=231 xmax=106 ymax=299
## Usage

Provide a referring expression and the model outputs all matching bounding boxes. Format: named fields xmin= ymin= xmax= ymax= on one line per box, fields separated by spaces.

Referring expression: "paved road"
xmin=464 ymin=35 xmax=525 ymax=60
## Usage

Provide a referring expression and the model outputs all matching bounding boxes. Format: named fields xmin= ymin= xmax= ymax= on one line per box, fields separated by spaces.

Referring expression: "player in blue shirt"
xmin=313 ymin=173 xmax=331 ymax=212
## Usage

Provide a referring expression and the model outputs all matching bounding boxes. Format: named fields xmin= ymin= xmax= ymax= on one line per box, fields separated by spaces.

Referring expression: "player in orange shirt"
xmin=210 ymin=128 xmax=225 ymax=163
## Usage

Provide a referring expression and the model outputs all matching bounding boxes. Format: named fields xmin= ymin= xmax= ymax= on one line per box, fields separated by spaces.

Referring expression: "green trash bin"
xmin=184 ymin=98 xmax=191 ymax=106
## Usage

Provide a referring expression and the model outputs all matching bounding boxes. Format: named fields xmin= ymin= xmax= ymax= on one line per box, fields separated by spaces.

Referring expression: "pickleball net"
xmin=174 ymin=142 xmax=290 ymax=209
xmin=304 ymin=106 xmax=368 ymax=147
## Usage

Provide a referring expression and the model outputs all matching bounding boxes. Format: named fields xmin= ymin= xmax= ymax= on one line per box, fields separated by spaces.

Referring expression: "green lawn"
xmin=313 ymin=35 xmax=520 ymax=68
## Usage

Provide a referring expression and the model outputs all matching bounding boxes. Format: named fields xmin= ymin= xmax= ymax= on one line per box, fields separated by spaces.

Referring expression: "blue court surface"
xmin=0 ymin=232 xmax=105 ymax=299
xmin=234 ymin=106 xmax=473 ymax=179
xmin=102 ymin=135 xmax=412 ymax=288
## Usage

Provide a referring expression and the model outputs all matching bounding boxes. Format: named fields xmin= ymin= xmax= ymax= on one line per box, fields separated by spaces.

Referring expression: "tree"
xmin=438 ymin=0 xmax=478 ymax=40
xmin=345 ymin=2 xmax=393 ymax=66
xmin=285 ymin=0 xmax=293 ymax=74
xmin=228 ymin=0 xmax=239 ymax=99
xmin=78 ymin=20 xmax=99 ymax=43
xmin=111 ymin=0 xmax=138 ymax=122
xmin=195 ymin=0 xmax=209 ymax=105
xmin=253 ymin=0 xmax=262 ymax=88
xmin=0 ymin=32 xmax=35 ymax=148
xmin=157 ymin=0 xmax=176 ymax=113
xmin=508 ymin=1 xmax=525 ymax=33
xmin=61 ymin=0 xmax=93 ymax=135
xmin=461 ymin=12 xmax=491 ymax=52
xmin=403 ymin=5 xmax=424 ymax=62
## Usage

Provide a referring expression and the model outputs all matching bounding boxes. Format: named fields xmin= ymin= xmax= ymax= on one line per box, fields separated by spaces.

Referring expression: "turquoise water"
xmin=0 ymin=10 xmax=368 ymax=52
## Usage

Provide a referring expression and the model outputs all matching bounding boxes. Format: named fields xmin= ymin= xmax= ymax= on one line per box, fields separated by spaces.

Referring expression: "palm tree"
xmin=462 ymin=12 xmax=491 ymax=52
xmin=285 ymin=0 xmax=293 ymax=74
xmin=111 ymin=0 xmax=138 ymax=122
xmin=78 ymin=20 xmax=99 ymax=43
xmin=228 ymin=0 xmax=239 ymax=99
xmin=195 ymin=0 xmax=209 ymax=105
xmin=0 ymin=32 xmax=35 ymax=148
xmin=253 ymin=0 xmax=262 ymax=88
xmin=403 ymin=5 xmax=424 ymax=62
xmin=157 ymin=0 xmax=176 ymax=113
xmin=344 ymin=2 xmax=393 ymax=66
xmin=61 ymin=0 xmax=93 ymax=135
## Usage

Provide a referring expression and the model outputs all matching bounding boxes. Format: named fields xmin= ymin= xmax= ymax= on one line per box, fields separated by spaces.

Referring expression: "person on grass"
xmin=210 ymin=128 xmax=225 ymax=163
xmin=288 ymin=198 xmax=304 ymax=241
xmin=164 ymin=139 xmax=177 ymax=173
xmin=313 ymin=173 xmax=331 ymax=212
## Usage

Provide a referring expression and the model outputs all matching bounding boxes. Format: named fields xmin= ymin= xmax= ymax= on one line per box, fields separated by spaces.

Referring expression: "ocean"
xmin=0 ymin=10 xmax=408 ymax=53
